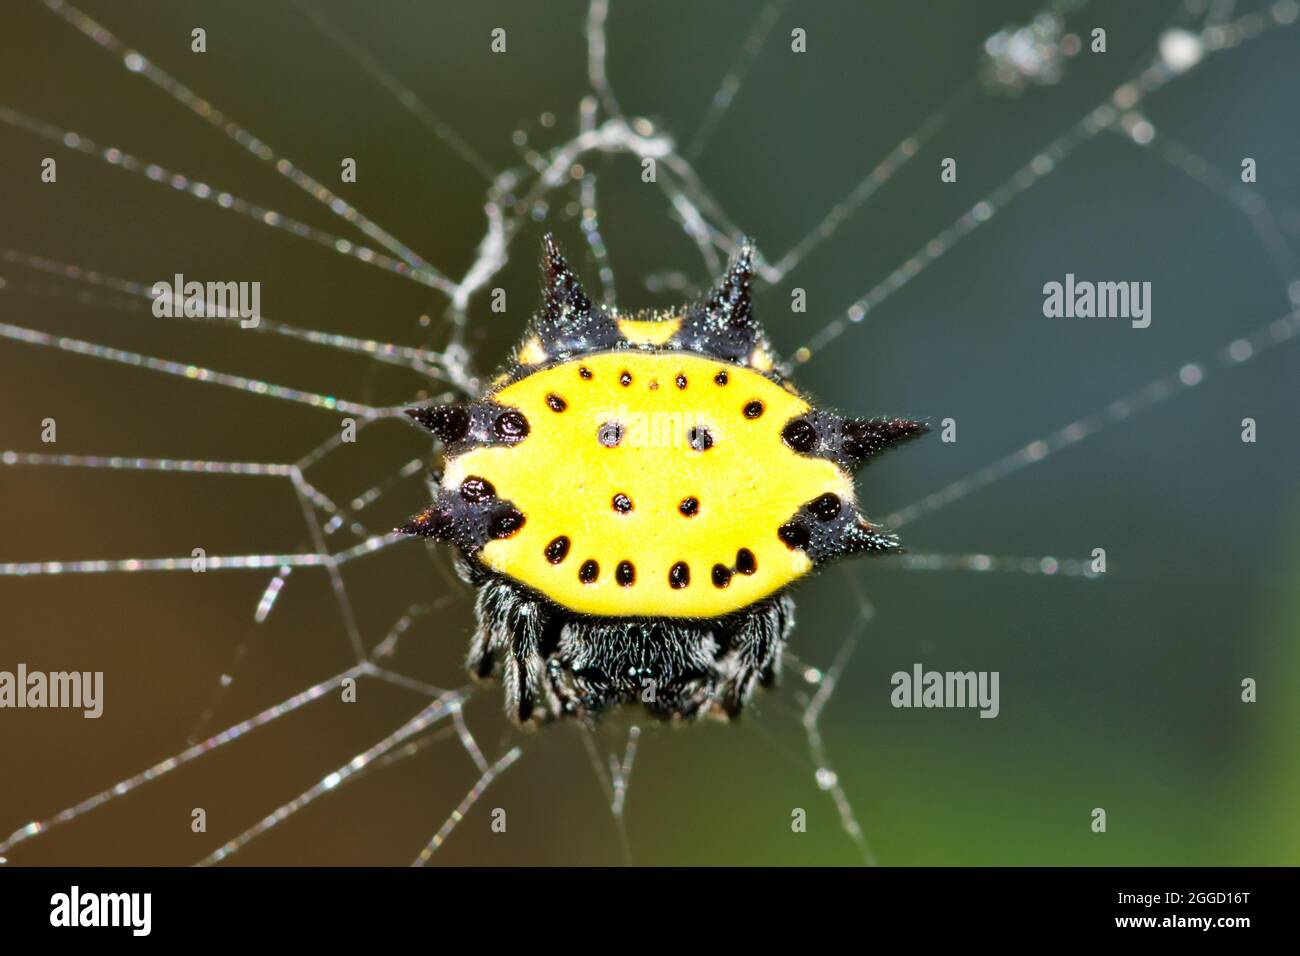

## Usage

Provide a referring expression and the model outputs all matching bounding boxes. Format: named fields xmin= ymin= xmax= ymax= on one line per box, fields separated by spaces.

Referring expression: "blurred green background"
xmin=1 ymin=0 xmax=1297 ymax=865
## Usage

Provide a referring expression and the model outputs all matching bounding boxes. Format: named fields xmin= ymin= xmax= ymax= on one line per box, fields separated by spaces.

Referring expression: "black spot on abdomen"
xmin=598 ymin=421 xmax=623 ymax=447
xmin=809 ymin=493 xmax=841 ymax=521
xmin=688 ymin=427 xmax=713 ymax=451
xmin=460 ymin=476 xmax=495 ymax=503
xmin=545 ymin=536 xmax=570 ymax=564
xmin=616 ymin=560 xmax=636 ymax=586
xmin=494 ymin=409 xmax=530 ymax=442
xmin=782 ymin=418 xmax=817 ymax=453
xmin=778 ymin=520 xmax=810 ymax=550
xmin=489 ymin=506 xmax=525 ymax=539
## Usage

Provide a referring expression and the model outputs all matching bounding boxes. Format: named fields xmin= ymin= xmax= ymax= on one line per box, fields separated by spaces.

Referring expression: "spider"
xmin=400 ymin=235 xmax=926 ymax=724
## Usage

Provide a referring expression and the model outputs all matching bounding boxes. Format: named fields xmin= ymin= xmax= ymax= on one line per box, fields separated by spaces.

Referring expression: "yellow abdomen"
xmin=442 ymin=351 xmax=851 ymax=617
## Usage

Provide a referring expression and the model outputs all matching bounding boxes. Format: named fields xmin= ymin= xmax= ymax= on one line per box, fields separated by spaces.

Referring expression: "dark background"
xmin=0 ymin=0 xmax=1297 ymax=865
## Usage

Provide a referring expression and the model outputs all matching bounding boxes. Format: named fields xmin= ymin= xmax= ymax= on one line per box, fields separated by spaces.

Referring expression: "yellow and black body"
xmin=402 ymin=236 xmax=925 ymax=723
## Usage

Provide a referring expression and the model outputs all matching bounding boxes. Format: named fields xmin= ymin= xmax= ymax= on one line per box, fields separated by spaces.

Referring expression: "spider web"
xmin=0 ymin=0 xmax=1296 ymax=865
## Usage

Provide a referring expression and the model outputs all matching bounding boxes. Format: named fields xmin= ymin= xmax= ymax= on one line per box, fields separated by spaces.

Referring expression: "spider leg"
xmin=467 ymin=576 xmax=793 ymax=722
xmin=713 ymin=595 xmax=794 ymax=717
xmin=501 ymin=600 xmax=559 ymax=723
xmin=467 ymin=578 xmax=509 ymax=680
xmin=469 ymin=576 xmax=562 ymax=723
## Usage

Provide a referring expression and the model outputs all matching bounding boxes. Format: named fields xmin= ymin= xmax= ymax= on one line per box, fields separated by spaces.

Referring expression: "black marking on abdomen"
xmin=397 ymin=483 xmax=527 ymax=555
xmin=545 ymin=536 xmax=571 ymax=564
xmin=779 ymin=411 xmax=928 ymax=472
xmin=404 ymin=400 xmax=533 ymax=454
xmin=776 ymin=495 xmax=900 ymax=563
xmin=615 ymin=560 xmax=636 ymax=586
